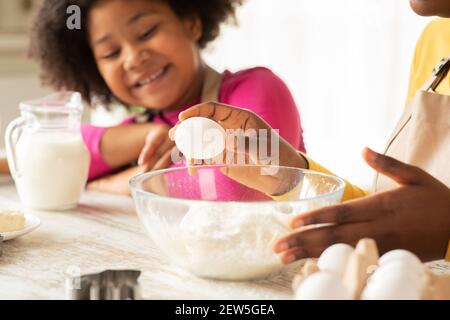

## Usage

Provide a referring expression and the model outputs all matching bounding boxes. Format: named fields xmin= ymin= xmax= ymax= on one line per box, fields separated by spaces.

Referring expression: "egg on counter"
xmin=361 ymin=271 xmax=423 ymax=300
xmin=292 ymin=240 xmax=437 ymax=300
xmin=295 ymin=272 xmax=352 ymax=300
xmin=362 ymin=251 xmax=426 ymax=300
xmin=368 ymin=260 xmax=425 ymax=292
xmin=378 ymin=249 xmax=423 ymax=268
xmin=317 ymin=243 xmax=354 ymax=278
xmin=174 ymin=117 xmax=226 ymax=160
xmin=371 ymin=259 xmax=425 ymax=282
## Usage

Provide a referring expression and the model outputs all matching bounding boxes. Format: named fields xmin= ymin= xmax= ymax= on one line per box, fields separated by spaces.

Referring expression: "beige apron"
xmin=201 ymin=65 xmax=223 ymax=103
xmin=375 ymin=57 xmax=450 ymax=191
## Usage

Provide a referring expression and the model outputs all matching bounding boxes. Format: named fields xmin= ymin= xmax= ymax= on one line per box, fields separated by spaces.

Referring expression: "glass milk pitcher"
xmin=5 ymin=92 xmax=90 ymax=210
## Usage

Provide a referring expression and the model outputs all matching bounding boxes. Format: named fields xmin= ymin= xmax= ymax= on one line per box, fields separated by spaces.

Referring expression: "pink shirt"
xmin=82 ymin=67 xmax=305 ymax=181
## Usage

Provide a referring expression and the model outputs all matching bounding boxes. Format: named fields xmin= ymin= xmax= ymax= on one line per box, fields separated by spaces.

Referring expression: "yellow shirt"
xmin=271 ymin=154 xmax=368 ymax=202
xmin=270 ymin=153 xmax=368 ymax=202
xmin=406 ymin=18 xmax=450 ymax=103
xmin=305 ymin=155 xmax=368 ymax=201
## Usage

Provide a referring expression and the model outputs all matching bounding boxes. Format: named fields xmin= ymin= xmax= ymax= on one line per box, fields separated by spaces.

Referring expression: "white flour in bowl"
xmin=179 ymin=203 xmax=290 ymax=280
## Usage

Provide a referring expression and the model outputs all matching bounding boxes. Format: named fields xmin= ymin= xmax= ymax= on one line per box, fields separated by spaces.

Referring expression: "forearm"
xmin=271 ymin=151 xmax=368 ymax=201
xmin=100 ymin=123 xmax=154 ymax=168
xmin=279 ymin=137 xmax=308 ymax=169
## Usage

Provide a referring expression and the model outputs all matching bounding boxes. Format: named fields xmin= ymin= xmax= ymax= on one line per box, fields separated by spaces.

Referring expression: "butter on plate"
xmin=0 ymin=211 xmax=25 ymax=233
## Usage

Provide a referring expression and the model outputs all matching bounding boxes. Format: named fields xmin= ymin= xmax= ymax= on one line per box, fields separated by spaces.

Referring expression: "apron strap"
xmin=420 ymin=56 xmax=450 ymax=92
xmin=201 ymin=65 xmax=223 ymax=103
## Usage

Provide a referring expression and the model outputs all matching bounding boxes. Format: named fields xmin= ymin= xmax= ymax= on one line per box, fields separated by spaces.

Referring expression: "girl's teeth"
xmin=151 ymin=68 xmax=164 ymax=80
xmin=137 ymin=67 xmax=165 ymax=87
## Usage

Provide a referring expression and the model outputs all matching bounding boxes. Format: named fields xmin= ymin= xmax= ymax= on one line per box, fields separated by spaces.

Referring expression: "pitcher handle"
xmin=5 ymin=117 xmax=26 ymax=179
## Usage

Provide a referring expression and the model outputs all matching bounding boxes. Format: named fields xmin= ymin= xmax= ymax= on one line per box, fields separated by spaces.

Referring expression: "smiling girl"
xmin=29 ymin=0 xmax=305 ymax=194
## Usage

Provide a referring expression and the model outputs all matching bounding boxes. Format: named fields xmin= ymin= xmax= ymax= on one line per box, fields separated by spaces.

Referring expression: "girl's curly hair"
xmin=29 ymin=0 xmax=243 ymax=104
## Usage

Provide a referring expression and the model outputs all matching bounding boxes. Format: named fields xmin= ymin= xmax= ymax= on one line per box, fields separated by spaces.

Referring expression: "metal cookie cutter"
xmin=66 ymin=269 xmax=142 ymax=300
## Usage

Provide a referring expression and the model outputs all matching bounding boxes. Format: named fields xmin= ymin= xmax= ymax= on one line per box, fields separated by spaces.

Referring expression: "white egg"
xmin=368 ymin=260 xmax=425 ymax=292
xmin=174 ymin=117 xmax=226 ymax=160
xmin=362 ymin=271 xmax=422 ymax=300
xmin=295 ymin=272 xmax=352 ymax=300
xmin=370 ymin=259 xmax=425 ymax=283
xmin=318 ymin=243 xmax=354 ymax=278
xmin=378 ymin=249 xmax=422 ymax=268
xmin=362 ymin=256 xmax=426 ymax=300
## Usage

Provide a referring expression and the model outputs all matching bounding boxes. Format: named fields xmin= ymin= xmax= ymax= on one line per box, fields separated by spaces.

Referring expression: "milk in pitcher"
xmin=15 ymin=132 xmax=89 ymax=210
xmin=5 ymin=92 xmax=90 ymax=210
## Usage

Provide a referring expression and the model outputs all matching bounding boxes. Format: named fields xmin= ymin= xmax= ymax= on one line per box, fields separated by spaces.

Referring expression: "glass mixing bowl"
xmin=130 ymin=165 xmax=345 ymax=281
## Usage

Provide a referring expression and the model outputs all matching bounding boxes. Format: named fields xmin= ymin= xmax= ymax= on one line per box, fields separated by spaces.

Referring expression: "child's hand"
xmin=86 ymin=166 xmax=142 ymax=195
xmin=138 ymin=123 xmax=175 ymax=172
xmin=169 ymin=102 xmax=307 ymax=168
xmin=169 ymin=102 xmax=308 ymax=195
xmin=274 ymin=148 xmax=450 ymax=263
